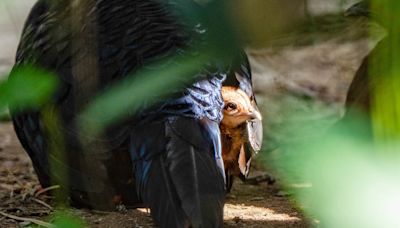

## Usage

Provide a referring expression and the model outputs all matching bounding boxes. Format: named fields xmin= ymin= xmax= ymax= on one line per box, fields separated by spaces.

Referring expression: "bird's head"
xmin=221 ymin=86 xmax=262 ymax=128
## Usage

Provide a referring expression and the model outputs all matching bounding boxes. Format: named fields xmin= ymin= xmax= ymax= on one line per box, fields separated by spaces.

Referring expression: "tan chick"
xmin=220 ymin=86 xmax=262 ymax=192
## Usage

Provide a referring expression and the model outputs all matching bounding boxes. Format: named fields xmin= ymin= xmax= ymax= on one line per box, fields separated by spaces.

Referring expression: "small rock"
xmin=2 ymin=161 xmax=14 ymax=168
xmin=249 ymin=197 xmax=264 ymax=201
xmin=233 ymin=216 xmax=241 ymax=224
xmin=94 ymin=218 xmax=103 ymax=224
xmin=18 ymin=221 xmax=31 ymax=227
xmin=275 ymin=190 xmax=291 ymax=197
xmin=226 ymin=194 xmax=237 ymax=200
xmin=245 ymin=172 xmax=276 ymax=185
xmin=116 ymin=204 xmax=127 ymax=213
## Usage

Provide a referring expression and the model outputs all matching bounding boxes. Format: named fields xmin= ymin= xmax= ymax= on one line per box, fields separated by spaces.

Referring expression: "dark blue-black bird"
xmin=10 ymin=0 xmax=261 ymax=227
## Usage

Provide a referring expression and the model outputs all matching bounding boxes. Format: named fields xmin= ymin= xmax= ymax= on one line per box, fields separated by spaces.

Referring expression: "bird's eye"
xmin=225 ymin=102 xmax=237 ymax=110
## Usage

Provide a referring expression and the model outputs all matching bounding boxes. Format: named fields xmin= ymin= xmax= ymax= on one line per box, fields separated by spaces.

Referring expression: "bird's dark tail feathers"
xmin=131 ymin=117 xmax=225 ymax=228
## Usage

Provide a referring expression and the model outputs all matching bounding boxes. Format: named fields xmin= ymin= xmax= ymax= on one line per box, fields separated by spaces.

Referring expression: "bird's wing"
xmin=11 ymin=0 xmax=188 ymax=208
xmin=12 ymin=0 xmax=227 ymax=212
xmin=130 ymin=118 xmax=224 ymax=227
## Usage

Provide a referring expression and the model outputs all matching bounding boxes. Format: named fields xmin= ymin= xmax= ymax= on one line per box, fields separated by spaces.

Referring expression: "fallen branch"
xmin=35 ymin=185 xmax=60 ymax=197
xmin=0 ymin=211 xmax=55 ymax=228
xmin=32 ymin=198 xmax=53 ymax=211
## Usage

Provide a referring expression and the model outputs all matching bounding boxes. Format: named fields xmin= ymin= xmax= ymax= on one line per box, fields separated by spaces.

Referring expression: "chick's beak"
xmin=248 ymin=109 xmax=262 ymax=121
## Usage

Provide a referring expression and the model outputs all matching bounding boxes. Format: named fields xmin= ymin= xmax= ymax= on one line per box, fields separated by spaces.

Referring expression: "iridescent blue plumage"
xmin=11 ymin=0 xmax=256 ymax=226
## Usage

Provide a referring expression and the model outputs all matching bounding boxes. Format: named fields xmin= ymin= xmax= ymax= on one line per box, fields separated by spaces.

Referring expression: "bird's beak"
xmin=238 ymin=144 xmax=252 ymax=178
xmin=248 ymin=109 xmax=262 ymax=121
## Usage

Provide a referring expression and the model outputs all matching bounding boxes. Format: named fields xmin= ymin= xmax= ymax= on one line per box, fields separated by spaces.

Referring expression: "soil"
xmin=0 ymin=122 xmax=310 ymax=227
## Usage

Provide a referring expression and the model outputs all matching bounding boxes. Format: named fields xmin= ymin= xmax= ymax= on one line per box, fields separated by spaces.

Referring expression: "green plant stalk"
xmin=371 ymin=0 xmax=400 ymax=148
xmin=42 ymin=106 xmax=69 ymax=207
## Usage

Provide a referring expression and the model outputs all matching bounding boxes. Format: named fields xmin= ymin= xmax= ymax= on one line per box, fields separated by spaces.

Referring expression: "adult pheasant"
xmin=10 ymin=0 xmax=261 ymax=227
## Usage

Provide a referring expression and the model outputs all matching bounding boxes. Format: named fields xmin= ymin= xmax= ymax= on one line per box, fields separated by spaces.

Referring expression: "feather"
xmin=131 ymin=117 xmax=225 ymax=227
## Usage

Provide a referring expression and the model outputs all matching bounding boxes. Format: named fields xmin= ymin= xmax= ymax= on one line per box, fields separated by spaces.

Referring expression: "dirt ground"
xmin=0 ymin=122 xmax=310 ymax=228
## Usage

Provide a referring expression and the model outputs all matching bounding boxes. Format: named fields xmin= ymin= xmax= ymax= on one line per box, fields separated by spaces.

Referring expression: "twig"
xmin=35 ymin=185 xmax=60 ymax=197
xmin=0 ymin=211 xmax=55 ymax=228
xmin=32 ymin=198 xmax=53 ymax=211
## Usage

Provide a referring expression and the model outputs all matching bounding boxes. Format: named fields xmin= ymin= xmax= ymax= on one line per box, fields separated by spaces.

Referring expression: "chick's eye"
xmin=225 ymin=102 xmax=237 ymax=110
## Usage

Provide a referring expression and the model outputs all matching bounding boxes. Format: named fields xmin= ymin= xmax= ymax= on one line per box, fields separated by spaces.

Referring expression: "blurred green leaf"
xmin=0 ymin=66 xmax=58 ymax=111
xmin=167 ymin=0 xmax=239 ymax=56
xmin=79 ymin=52 xmax=211 ymax=134
xmin=271 ymin=113 xmax=400 ymax=228
xmin=227 ymin=0 xmax=305 ymax=47
xmin=0 ymin=108 xmax=10 ymax=121
xmin=52 ymin=212 xmax=86 ymax=228
xmin=268 ymin=1 xmax=400 ymax=226
xmin=370 ymin=0 xmax=400 ymax=143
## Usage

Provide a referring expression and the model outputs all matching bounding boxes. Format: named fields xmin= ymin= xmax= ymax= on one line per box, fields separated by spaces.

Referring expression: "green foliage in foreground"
xmin=370 ymin=0 xmax=400 ymax=143
xmin=51 ymin=212 xmax=86 ymax=228
xmin=269 ymin=1 xmax=400 ymax=227
xmin=79 ymin=52 xmax=212 ymax=135
xmin=0 ymin=66 xmax=58 ymax=112
xmin=271 ymin=112 xmax=400 ymax=228
xmin=0 ymin=108 xmax=10 ymax=121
